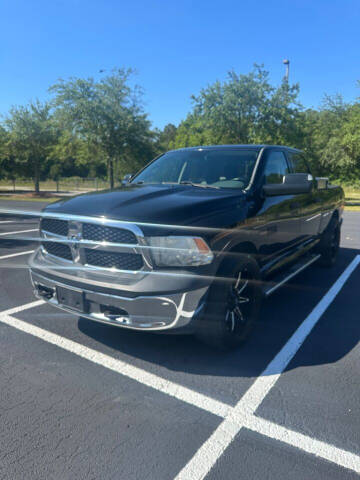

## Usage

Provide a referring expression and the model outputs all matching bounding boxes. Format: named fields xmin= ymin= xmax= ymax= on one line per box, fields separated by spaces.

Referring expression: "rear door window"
xmin=288 ymin=152 xmax=311 ymax=174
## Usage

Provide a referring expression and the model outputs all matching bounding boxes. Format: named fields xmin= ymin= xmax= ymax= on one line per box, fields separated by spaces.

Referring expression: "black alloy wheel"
xmin=317 ymin=216 xmax=341 ymax=267
xmin=225 ymin=268 xmax=254 ymax=336
xmin=196 ymin=255 xmax=262 ymax=350
xmin=330 ymin=223 xmax=340 ymax=260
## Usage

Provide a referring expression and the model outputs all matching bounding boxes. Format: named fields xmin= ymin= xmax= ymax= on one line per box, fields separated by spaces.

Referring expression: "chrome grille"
xmin=43 ymin=241 xmax=72 ymax=261
xmin=82 ymin=223 xmax=137 ymax=244
xmin=41 ymin=218 xmax=69 ymax=236
xmin=40 ymin=217 xmax=147 ymax=272
xmin=84 ymin=248 xmax=143 ymax=270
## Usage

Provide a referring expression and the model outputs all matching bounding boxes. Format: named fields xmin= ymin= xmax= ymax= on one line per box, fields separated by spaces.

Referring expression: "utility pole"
xmin=283 ymin=59 xmax=290 ymax=83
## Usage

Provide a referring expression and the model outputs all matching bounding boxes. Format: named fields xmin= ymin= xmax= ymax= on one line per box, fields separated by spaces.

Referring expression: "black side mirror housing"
xmin=122 ymin=173 xmax=133 ymax=185
xmin=263 ymin=173 xmax=313 ymax=196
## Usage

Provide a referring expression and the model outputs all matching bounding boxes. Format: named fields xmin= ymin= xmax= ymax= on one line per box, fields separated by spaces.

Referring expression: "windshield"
xmin=132 ymin=148 xmax=259 ymax=189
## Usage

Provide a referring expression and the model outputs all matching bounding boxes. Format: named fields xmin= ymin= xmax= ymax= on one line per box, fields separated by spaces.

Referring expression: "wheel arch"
xmin=215 ymin=241 xmax=259 ymax=276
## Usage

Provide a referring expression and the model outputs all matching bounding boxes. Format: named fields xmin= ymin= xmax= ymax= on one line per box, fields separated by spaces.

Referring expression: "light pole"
xmin=283 ymin=59 xmax=290 ymax=83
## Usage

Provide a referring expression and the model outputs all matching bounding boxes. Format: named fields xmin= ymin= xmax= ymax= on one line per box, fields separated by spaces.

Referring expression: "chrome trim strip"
xmin=264 ymin=254 xmax=321 ymax=297
xmin=306 ymin=213 xmax=322 ymax=222
xmin=260 ymin=237 xmax=319 ymax=274
xmin=41 ymin=214 xmax=146 ymax=236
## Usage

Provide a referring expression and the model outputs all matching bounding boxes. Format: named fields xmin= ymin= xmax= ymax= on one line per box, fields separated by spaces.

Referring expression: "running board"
xmin=263 ymin=253 xmax=321 ymax=297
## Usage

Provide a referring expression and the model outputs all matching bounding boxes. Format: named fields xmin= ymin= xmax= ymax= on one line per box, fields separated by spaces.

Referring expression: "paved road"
xmin=0 ymin=202 xmax=359 ymax=479
xmin=0 ymin=198 xmax=50 ymax=213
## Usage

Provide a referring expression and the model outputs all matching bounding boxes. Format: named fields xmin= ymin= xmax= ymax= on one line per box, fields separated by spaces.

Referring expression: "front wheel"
xmin=317 ymin=216 xmax=341 ymax=268
xmin=195 ymin=255 xmax=262 ymax=350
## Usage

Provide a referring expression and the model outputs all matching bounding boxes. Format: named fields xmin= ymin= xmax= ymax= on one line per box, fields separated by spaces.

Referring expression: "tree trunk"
xmin=108 ymin=157 xmax=114 ymax=189
xmin=34 ymin=160 xmax=40 ymax=194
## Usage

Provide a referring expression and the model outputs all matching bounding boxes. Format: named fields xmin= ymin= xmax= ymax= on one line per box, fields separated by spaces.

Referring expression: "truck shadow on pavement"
xmin=78 ymin=247 xmax=360 ymax=379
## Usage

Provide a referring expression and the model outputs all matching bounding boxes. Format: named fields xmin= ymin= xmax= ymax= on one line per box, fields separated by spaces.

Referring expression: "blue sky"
xmin=0 ymin=0 xmax=359 ymax=129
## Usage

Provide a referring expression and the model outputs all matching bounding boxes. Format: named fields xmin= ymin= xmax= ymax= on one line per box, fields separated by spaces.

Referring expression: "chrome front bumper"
xmin=29 ymin=213 xmax=213 ymax=332
xmin=30 ymin=269 xmax=209 ymax=332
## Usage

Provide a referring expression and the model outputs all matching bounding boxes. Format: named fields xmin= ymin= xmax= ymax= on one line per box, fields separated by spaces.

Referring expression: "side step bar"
xmin=263 ymin=253 xmax=321 ymax=297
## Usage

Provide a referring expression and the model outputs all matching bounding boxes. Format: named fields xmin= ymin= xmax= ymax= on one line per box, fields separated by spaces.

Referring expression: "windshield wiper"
xmin=180 ymin=181 xmax=219 ymax=189
xmin=133 ymin=181 xmax=219 ymax=189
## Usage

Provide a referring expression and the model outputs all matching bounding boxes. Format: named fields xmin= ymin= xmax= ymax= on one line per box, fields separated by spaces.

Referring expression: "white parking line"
xmin=0 ymin=228 xmax=38 ymax=236
xmin=175 ymin=254 xmax=360 ymax=479
xmin=0 ymin=250 xmax=35 ymax=260
xmin=246 ymin=416 xmax=360 ymax=474
xmin=0 ymin=300 xmax=45 ymax=317
xmin=0 ymin=256 xmax=359 ymax=476
xmin=0 ymin=301 xmax=231 ymax=419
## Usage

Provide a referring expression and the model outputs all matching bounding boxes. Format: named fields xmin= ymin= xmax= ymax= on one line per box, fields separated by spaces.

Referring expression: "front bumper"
xmin=30 ymin=269 xmax=209 ymax=332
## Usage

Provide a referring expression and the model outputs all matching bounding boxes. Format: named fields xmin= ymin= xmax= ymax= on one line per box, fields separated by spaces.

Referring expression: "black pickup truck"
xmin=29 ymin=145 xmax=344 ymax=349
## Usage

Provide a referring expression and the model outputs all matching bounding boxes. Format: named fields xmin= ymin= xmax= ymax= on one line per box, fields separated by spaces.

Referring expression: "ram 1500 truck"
xmin=29 ymin=145 xmax=344 ymax=349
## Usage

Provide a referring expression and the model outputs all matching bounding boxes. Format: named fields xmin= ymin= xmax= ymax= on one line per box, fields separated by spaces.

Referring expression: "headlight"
xmin=147 ymin=236 xmax=214 ymax=267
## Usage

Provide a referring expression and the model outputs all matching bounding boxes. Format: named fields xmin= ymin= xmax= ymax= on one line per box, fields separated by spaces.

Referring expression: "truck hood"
xmin=44 ymin=184 xmax=246 ymax=229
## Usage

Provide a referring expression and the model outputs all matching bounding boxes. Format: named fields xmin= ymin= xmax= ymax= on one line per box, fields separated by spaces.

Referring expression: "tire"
xmin=195 ymin=254 xmax=263 ymax=350
xmin=317 ymin=215 xmax=341 ymax=268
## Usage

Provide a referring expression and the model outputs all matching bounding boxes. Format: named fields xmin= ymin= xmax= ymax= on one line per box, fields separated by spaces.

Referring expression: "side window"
xmin=288 ymin=152 xmax=310 ymax=174
xmin=264 ymin=151 xmax=289 ymax=184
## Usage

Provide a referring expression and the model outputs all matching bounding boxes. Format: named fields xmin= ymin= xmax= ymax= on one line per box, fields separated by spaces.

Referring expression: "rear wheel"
xmin=196 ymin=255 xmax=262 ymax=350
xmin=317 ymin=216 xmax=341 ymax=268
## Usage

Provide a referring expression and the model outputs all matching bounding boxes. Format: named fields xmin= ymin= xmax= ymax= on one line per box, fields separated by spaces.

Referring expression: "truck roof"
xmin=168 ymin=144 xmax=302 ymax=153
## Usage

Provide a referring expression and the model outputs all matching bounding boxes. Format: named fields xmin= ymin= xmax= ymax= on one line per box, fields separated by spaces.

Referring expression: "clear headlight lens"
xmin=147 ymin=236 xmax=214 ymax=267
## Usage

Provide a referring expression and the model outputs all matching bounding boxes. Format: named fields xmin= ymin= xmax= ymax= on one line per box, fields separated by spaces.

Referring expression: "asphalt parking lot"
xmin=0 ymin=199 xmax=359 ymax=480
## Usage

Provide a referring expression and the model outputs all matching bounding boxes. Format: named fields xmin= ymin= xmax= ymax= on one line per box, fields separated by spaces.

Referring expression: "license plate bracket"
xmin=56 ymin=286 xmax=85 ymax=313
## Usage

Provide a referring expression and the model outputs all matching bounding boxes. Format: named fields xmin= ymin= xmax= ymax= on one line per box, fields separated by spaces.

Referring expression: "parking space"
xmin=256 ymin=265 xmax=360 ymax=456
xmin=0 ymin=202 xmax=359 ymax=480
xmin=0 ymin=201 xmax=42 ymax=310
xmin=0 ymin=320 xmax=220 ymax=480
xmin=0 ymin=200 xmax=41 ymax=258
xmin=206 ymin=429 xmax=359 ymax=480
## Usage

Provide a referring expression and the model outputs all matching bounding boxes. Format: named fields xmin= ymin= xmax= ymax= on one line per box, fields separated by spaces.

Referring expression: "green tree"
xmin=48 ymin=127 xmax=105 ymax=180
xmin=155 ymin=123 xmax=177 ymax=153
xmin=50 ymin=68 xmax=153 ymax=188
xmin=338 ymin=102 xmax=360 ymax=181
xmin=298 ymin=95 xmax=353 ymax=178
xmin=4 ymin=101 xmax=57 ymax=193
xmin=173 ymin=64 xmax=301 ymax=148
xmin=0 ymin=125 xmax=10 ymax=178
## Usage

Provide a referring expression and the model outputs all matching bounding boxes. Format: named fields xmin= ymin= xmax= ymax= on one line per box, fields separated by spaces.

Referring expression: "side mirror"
xmin=263 ymin=173 xmax=313 ymax=196
xmin=121 ymin=173 xmax=133 ymax=185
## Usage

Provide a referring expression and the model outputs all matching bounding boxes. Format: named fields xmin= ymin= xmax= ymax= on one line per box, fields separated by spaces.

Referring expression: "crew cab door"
xmin=255 ymin=150 xmax=301 ymax=258
xmin=286 ymin=151 xmax=322 ymax=241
